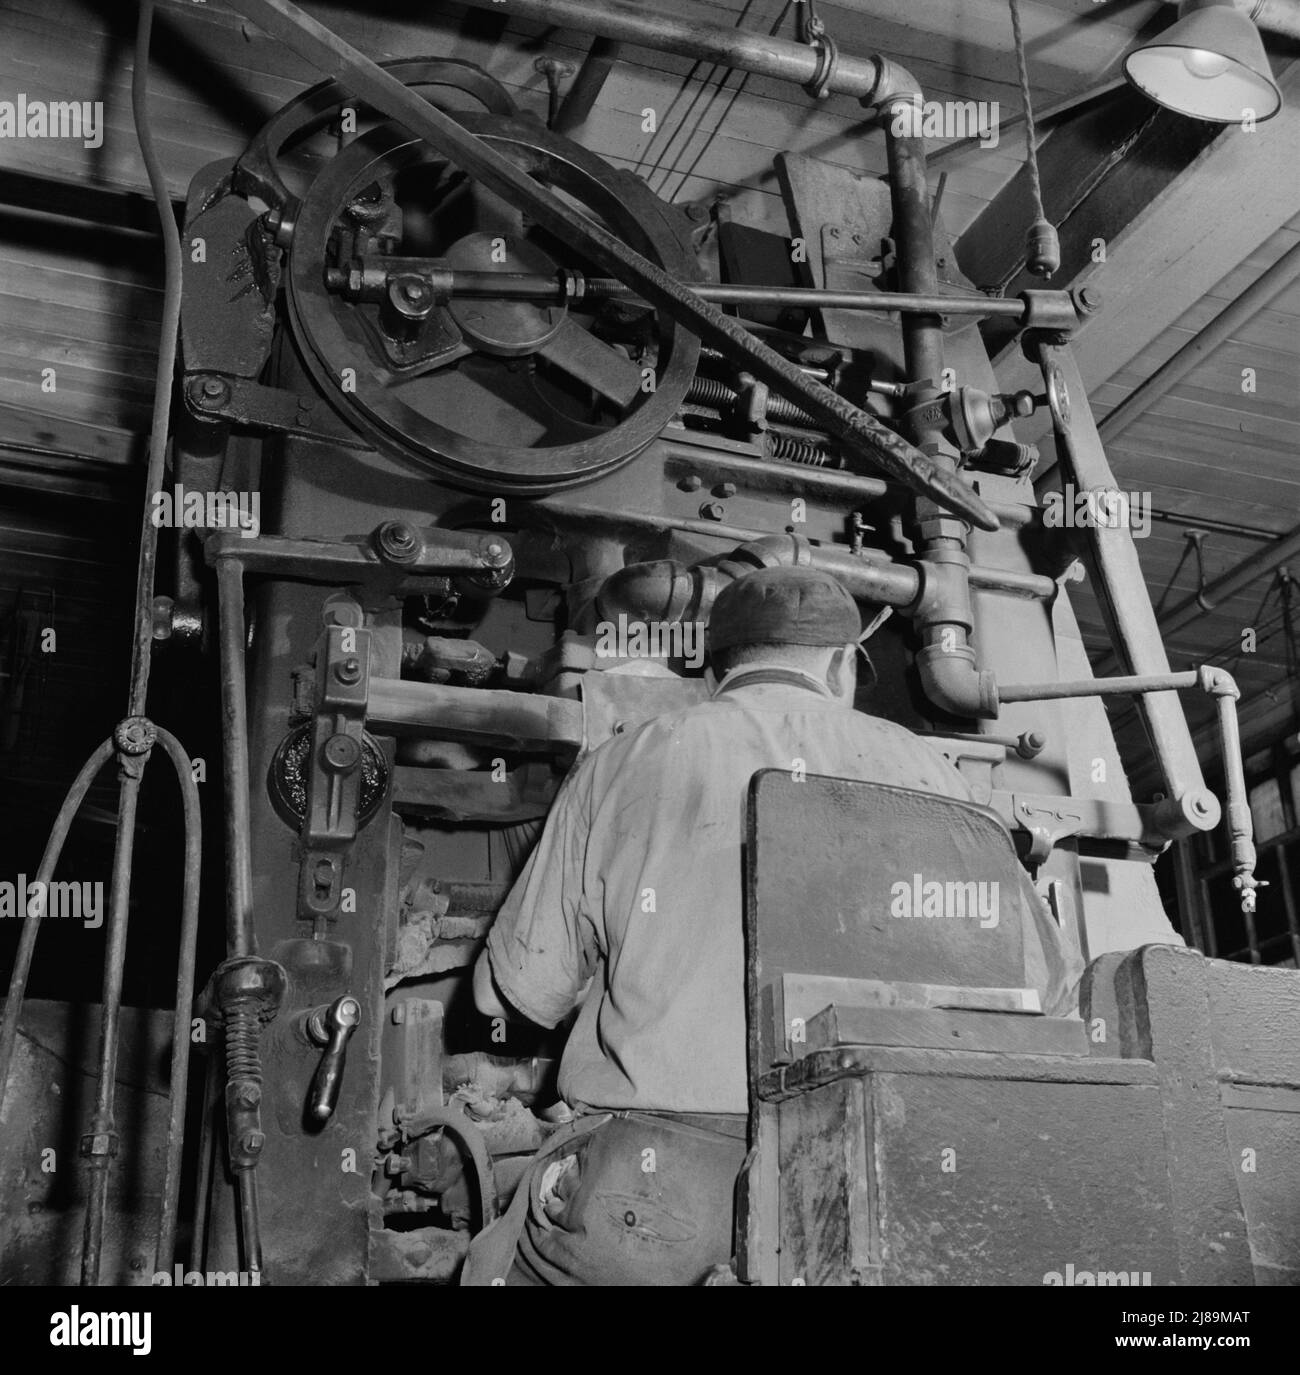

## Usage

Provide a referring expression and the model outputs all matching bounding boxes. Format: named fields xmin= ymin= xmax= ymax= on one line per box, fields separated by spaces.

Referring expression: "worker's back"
xmin=487 ymin=668 xmax=986 ymax=1115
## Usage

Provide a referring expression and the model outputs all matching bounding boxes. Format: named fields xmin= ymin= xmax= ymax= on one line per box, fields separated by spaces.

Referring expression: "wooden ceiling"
xmin=1 ymin=0 xmax=1298 ymax=799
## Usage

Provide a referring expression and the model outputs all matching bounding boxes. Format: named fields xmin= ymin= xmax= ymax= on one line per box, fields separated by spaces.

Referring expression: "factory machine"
xmin=2 ymin=0 xmax=1299 ymax=1288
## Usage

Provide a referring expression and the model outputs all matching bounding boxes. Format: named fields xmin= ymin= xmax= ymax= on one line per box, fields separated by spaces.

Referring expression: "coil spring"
xmin=687 ymin=376 xmax=820 ymax=430
xmin=225 ymin=1002 xmax=262 ymax=1081
xmin=768 ymin=434 xmax=832 ymax=466
xmin=687 ymin=376 xmax=735 ymax=407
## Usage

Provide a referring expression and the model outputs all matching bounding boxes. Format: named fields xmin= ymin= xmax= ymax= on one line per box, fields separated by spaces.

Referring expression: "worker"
xmin=461 ymin=565 xmax=1083 ymax=1286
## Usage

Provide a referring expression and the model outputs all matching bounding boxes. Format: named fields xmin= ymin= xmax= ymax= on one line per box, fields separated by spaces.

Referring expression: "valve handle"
xmin=306 ymin=995 xmax=360 ymax=1124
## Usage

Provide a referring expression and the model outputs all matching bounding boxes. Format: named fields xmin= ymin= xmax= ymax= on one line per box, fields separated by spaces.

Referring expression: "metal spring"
xmin=687 ymin=376 xmax=735 ymax=407
xmin=225 ymin=1003 xmax=261 ymax=1081
xmin=686 ymin=376 xmax=819 ymax=429
xmin=768 ymin=434 xmax=833 ymax=466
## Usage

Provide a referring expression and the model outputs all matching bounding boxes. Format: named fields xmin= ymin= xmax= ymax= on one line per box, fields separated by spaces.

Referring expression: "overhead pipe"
xmin=451 ymin=0 xmax=920 ymax=105
xmin=1166 ymin=0 xmax=1300 ymax=40
xmin=884 ymin=120 xmax=997 ymax=718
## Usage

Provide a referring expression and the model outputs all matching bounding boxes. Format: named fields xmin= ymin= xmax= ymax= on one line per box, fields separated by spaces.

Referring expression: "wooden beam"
xmin=994 ymin=59 xmax=1300 ymax=429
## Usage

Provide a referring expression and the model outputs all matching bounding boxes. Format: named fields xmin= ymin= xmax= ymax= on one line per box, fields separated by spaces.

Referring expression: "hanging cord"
xmin=1009 ymin=0 xmax=1060 ymax=276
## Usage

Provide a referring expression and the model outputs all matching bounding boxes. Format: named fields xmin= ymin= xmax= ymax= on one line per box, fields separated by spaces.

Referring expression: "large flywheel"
xmin=286 ymin=113 xmax=702 ymax=493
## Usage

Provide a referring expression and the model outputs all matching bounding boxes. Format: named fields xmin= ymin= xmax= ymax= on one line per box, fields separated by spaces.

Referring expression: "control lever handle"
xmin=304 ymin=995 xmax=360 ymax=1124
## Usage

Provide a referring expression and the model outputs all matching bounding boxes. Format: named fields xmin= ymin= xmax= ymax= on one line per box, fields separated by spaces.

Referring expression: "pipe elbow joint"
xmin=1198 ymin=665 xmax=1240 ymax=700
xmin=915 ymin=642 xmax=998 ymax=720
xmin=865 ymin=57 xmax=922 ymax=109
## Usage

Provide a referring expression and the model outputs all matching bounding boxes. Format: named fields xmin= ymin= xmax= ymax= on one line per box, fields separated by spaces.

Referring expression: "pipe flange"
xmin=114 ymin=716 xmax=158 ymax=756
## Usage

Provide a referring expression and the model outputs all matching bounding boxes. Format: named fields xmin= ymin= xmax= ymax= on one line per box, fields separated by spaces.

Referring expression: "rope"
xmin=1008 ymin=0 xmax=1059 ymax=276
xmin=1009 ymin=0 xmax=1044 ymax=225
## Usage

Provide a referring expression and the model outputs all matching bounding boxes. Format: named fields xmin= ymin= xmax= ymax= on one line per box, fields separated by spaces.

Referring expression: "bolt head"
xmin=677 ymin=474 xmax=702 ymax=493
xmin=699 ymin=502 xmax=725 ymax=521
xmin=322 ymin=733 xmax=362 ymax=772
xmin=334 ymin=657 xmax=363 ymax=686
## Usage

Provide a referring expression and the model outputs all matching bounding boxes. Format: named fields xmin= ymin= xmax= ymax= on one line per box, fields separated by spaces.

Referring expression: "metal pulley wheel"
xmin=285 ymin=113 xmax=701 ymax=493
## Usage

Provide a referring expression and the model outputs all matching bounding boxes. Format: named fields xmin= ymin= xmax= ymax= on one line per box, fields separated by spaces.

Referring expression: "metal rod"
xmin=0 ymin=737 xmax=115 ymax=1118
xmin=224 ymin=0 xmax=999 ymax=532
xmin=217 ymin=558 xmax=256 ymax=959
xmin=81 ymin=749 xmax=148 ymax=1286
xmin=999 ymin=670 xmax=1200 ymax=701
xmin=126 ymin=0 xmax=184 ymax=719
xmin=658 ymin=441 xmax=1034 ymax=526
xmin=538 ymin=501 xmax=1054 ymax=603
xmin=449 ymin=0 xmax=918 ymax=104
xmin=1098 ymin=237 xmax=1300 ymax=444
xmin=153 ymin=726 xmax=204 ymax=1274
xmin=450 ymin=271 xmax=1028 ymax=317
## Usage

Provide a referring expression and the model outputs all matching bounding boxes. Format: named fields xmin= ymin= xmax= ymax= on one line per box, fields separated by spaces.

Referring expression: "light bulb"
xmin=1181 ymin=48 xmax=1232 ymax=80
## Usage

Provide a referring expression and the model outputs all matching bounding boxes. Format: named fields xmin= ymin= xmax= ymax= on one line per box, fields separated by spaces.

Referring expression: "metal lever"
xmin=304 ymin=995 xmax=360 ymax=1124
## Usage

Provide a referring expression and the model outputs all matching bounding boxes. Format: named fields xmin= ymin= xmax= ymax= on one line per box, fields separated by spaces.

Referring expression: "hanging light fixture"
xmin=1123 ymin=0 xmax=1282 ymax=123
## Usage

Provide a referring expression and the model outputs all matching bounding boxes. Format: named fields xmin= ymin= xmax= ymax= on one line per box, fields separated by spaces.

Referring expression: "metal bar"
xmin=153 ymin=726 xmax=204 ymax=1274
xmin=81 ymin=751 xmax=148 ymax=1286
xmin=217 ymin=558 xmax=256 ymax=959
xmin=1035 ymin=342 xmax=1214 ymax=821
xmin=224 ymin=0 xmax=999 ymax=532
xmin=0 ymin=737 xmax=115 ymax=1118
xmin=449 ymin=0 xmax=915 ymax=103
xmin=553 ymin=36 xmax=622 ymax=134
xmin=1098 ymin=237 xmax=1300 ymax=444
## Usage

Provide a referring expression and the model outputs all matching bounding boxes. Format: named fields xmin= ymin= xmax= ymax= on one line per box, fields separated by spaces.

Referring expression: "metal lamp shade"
xmin=1123 ymin=0 xmax=1282 ymax=123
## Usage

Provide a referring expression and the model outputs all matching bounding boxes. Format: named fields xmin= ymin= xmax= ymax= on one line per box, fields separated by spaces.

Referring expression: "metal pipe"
xmin=81 ymin=742 xmax=148 ymax=1286
xmin=541 ymin=502 xmax=1053 ymax=604
xmin=1098 ymin=237 xmax=1300 ymax=444
xmin=1166 ymin=0 xmax=1300 ymax=40
xmin=885 ymin=117 xmax=996 ymax=718
xmin=450 ymin=0 xmax=920 ymax=104
xmin=217 ymin=557 xmax=256 ymax=959
xmin=153 ymin=726 xmax=204 ymax=1274
xmin=0 ymin=737 xmax=115 ymax=1118
xmin=999 ymin=670 xmax=1201 ymax=701
xmin=226 ymin=1 xmax=996 ymax=530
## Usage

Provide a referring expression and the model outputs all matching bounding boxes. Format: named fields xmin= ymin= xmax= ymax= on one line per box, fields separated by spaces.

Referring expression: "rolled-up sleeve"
xmin=485 ymin=765 xmax=601 ymax=1029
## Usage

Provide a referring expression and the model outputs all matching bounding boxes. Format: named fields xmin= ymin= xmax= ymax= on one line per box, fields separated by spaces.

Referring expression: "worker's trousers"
xmin=460 ymin=1109 xmax=748 ymax=1286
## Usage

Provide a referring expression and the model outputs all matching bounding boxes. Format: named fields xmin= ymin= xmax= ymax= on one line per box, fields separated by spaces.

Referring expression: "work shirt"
xmin=486 ymin=665 xmax=1081 ymax=1114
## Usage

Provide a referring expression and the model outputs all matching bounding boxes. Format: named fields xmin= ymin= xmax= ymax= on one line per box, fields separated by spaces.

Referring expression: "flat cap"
xmin=708 ymin=565 xmax=861 ymax=652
